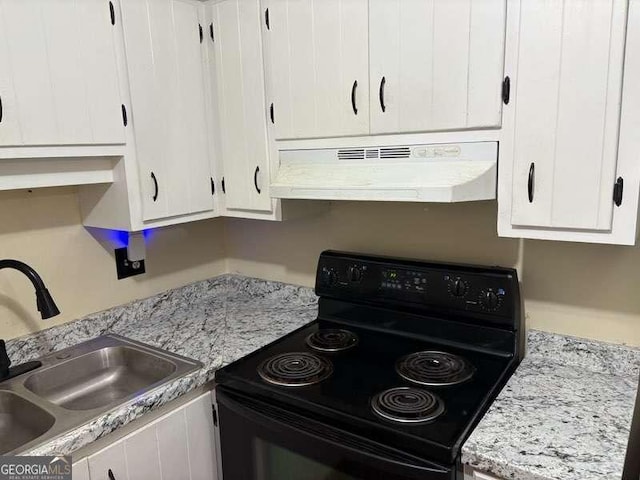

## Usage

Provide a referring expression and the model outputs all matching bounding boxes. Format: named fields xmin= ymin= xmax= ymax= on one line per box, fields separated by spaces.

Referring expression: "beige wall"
xmin=226 ymin=201 xmax=640 ymax=347
xmin=0 ymin=187 xmax=226 ymax=340
xmin=3 ymin=191 xmax=640 ymax=347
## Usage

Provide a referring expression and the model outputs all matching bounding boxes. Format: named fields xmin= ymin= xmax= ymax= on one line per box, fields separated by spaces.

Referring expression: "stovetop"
xmin=216 ymin=251 xmax=523 ymax=465
xmin=216 ymin=318 xmax=515 ymax=463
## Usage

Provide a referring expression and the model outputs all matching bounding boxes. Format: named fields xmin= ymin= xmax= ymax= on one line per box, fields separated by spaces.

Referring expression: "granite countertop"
xmin=6 ymin=274 xmax=640 ymax=480
xmin=462 ymin=330 xmax=640 ymax=480
xmin=6 ymin=274 xmax=318 ymax=456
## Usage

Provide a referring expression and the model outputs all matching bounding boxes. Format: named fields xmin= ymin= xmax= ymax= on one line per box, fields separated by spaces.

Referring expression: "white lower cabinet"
xmin=79 ymin=392 xmax=218 ymax=480
xmin=72 ymin=459 xmax=91 ymax=480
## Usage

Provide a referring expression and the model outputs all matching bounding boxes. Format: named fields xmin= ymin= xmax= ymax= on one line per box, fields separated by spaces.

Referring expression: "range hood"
xmin=270 ymin=142 xmax=497 ymax=202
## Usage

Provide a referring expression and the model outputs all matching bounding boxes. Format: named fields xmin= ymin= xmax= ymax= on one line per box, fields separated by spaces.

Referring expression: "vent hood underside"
xmin=270 ymin=142 xmax=497 ymax=203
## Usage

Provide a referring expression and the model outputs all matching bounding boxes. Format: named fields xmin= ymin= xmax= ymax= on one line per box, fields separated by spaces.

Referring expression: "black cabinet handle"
xmin=527 ymin=162 xmax=535 ymax=203
xmin=351 ymin=80 xmax=358 ymax=115
xmin=210 ymin=177 xmax=215 ymax=195
xmin=254 ymin=166 xmax=261 ymax=194
xmin=379 ymin=76 xmax=386 ymax=113
xmin=269 ymin=103 xmax=274 ymax=124
xmin=151 ymin=172 xmax=159 ymax=202
xmin=265 ymin=8 xmax=270 ymax=30
xmin=0 ymin=94 xmax=3 ymax=123
xmin=109 ymin=1 xmax=115 ymax=25
xmin=199 ymin=23 xmax=203 ymax=43
xmin=108 ymin=469 xmax=116 ymax=480
xmin=222 ymin=177 xmax=226 ymax=194
xmin=121 ymin=104 xmax=127 ymax=127
xmin=209 ymin=23 xmax=214 ymax=42
xmin=502 ymin=76 xmax=511 ymax=105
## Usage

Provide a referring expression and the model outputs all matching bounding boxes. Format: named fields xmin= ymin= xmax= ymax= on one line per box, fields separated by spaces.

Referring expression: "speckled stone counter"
xmin=5 ymin=274 xmax=318 ymax=456
xmin=462 ymin=330 xmax=640 ymax=480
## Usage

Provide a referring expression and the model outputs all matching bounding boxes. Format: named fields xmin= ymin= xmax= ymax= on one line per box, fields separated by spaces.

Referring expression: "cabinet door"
xmin=120 ymin=0 xmax=213 ymax=221
xmin=72 ymin=459 xmax=91 ymax=480
xmin=508 ymin=0 xmax=627 ymax=230
xmin=263 ymin=0 xmax=369 ymax=140
xmin=88 ymin=441 xmax=129 ymax=480
xmin=210 ymin=0 xmax=272 ymax=212
xmin=123 ymin=423 xmax=162 ymax=479
xmin=369 ymin=0 xmax=506 ymax=134
xmin=185 ymin=392 xmax=218 ymax=480
xmin=0 ymin=0 xmax=124 ymax=147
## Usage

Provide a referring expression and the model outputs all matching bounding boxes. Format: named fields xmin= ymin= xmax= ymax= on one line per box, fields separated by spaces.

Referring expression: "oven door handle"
xmin=218 ymin=389 xmax=452 ymax=479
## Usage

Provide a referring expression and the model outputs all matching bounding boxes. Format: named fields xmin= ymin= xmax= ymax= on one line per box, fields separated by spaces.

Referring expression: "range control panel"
xmin=316 ymin=251 xmax=520 ymax=327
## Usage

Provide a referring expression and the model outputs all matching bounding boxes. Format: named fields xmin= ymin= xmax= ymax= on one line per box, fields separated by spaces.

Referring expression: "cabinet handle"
xmin=121 ymin=104 xmax=127 ymax=127
xmin=199 ymin=23 xmax=203 ymax=43
xmin=222 ymin=177 xmax=226 ymax=194
xmin=108 ymin=469 xmax=116 ymax=480
xmin=209 ymin=23 xmax=214 ymax=42
xmin=351 ymin=80 xmax=358 ymax=115
xmin=527 ymin=162 xmax=535 ymax=203
xmin=269 ymin=103 xmax=274 ymax=124
xmin=151 ymin=172 xmax=159 ymax=202
xmin=0 ymin=94 xmax=3 ymax=123
xmin=265 ymin=8 xmax=270 ymax=30
xmin=108 ymin=1 xmax=115 ymax=25
xmin=210 ymin=177 xmax=215 ymax=195
xmin=502 ymin=76 xmax=511 ymax=105
xmin=254 ymin=166 xmax=261 ymax=194
xmin=379 ymin=76 xmax=386 ymax=113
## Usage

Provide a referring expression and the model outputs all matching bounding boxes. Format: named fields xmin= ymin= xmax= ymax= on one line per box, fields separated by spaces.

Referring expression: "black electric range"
xmin=216 ymin=251 xmax=524 ymax=480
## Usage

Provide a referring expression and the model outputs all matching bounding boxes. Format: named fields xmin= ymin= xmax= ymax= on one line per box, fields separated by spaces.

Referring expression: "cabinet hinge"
xmin=109 ymin=1 xmax=115 ymax=25
xmin=209 ymin=23 xmax=214 ymax=42
xmin=121 ymin=104 xmax=128 ymax=127
xmin=502 ymin=76 xmax=511 ymax=105
xmin=613 ymin=177 xmax=624 ymax=206
xmin=265 ymin=8 xmax=270 ymax=30
xmin=199 ymin=23 xmax=203 ymax=43
xmin=212 ymin=405 xmax=218 ymax=426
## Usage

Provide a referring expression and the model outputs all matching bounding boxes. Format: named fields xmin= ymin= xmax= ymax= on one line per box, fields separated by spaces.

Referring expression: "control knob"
xmin=448 ymin=278 xmax=468 ymax=298
xmin=321 ymin=268 xmax=338 ymax=286
xmin=347 ymin=265 xmax=363 ymax=283
xmin=480 ymin=289 xmax=500 ymax=311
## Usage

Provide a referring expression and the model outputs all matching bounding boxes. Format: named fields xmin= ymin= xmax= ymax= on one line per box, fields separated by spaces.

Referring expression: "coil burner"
xmin=258 ymin=352 xmax=333 ymax=387
xmin=306 ymin=329 xmax=359 ymax=353
xmin=396 ymin=351 xmax=475 ymax=387
xmin=371 ymin=387 xmax=445 ymax=424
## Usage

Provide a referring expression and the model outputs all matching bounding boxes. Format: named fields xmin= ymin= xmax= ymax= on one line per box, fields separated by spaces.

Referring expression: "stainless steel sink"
xmin=24 ymin=345 xmax=178 ymax=410
xmin=0 ymin=391 xmax=55 ymax=454
xmin=0 ymin=334 xmax=203 ymax=454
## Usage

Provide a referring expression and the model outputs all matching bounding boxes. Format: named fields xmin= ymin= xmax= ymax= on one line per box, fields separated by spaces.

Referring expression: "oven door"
xmin=217 ymin=388 xmax=455 ymax=480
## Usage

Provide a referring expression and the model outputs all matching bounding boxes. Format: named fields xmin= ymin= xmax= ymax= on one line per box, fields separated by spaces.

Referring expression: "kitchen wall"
xmin=226 ymin=201 xmax=640 ymax=347
xmin=0 ymin=187 xmax=226 ymax=340
xmin=3 ymin=193 xmax=640 ymax=346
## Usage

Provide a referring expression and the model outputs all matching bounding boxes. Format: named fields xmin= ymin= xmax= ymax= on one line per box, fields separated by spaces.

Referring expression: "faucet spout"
xmin=0 ymin=259 xmax=60 ymax=319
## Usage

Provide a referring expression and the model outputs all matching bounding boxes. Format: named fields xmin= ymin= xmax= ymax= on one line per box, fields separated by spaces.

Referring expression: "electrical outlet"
xmin=115 ymin=247 xmax=146 ymax=279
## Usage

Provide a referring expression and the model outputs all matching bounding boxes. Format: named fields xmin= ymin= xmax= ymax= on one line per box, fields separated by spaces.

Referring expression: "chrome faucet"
xmin=0 ymin=259 xmax=60 ymax=382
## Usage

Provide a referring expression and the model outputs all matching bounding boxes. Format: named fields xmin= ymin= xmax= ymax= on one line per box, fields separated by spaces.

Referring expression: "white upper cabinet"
xmin=369 ymin=0 xmax=506 ymax=135
xmin=0 ymin=0 xmax=125 ymax=147
xmin=209 ymin=0 xmax=272 ymax=212
xmin=120 ymin=0 xmax=214 ymax=221
xmin=504 ymin=0 xmax=627 ymax=232
xmin=263 ymin=0 xmax=369 ymax=140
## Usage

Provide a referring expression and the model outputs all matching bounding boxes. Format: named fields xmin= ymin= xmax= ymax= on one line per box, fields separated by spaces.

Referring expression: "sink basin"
xmin=0 ymin=391 xmax=55 ymax=454
xmin=24 ymin=346 xmax=178 ymax=410
xmin=0 ymin=334 xmax=202 ymax=454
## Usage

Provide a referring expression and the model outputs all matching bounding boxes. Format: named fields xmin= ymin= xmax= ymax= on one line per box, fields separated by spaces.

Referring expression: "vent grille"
xmin=366 ymin=149 xmax=379 ymax=159
xmin=337 ymin=149 xmax=365 ymax=160
xmin=380 ymin=147 xmax=411 ymax=159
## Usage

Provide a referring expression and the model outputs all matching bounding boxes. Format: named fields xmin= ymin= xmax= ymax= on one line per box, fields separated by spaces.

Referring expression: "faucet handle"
xmin=0 ymin=340 xmax=11 ymax=380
